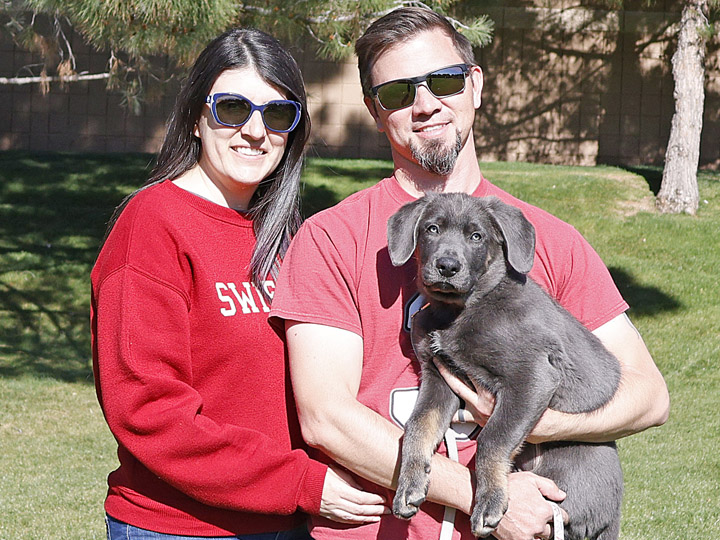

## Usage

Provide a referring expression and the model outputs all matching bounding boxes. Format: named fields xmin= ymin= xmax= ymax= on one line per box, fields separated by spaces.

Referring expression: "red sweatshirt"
xmin=91 ymin=180 xmax=327 ymax=536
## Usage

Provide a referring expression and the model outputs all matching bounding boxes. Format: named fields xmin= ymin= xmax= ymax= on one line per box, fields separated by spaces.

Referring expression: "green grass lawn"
xmin=1 ymin=151 xmax=718 ymax=539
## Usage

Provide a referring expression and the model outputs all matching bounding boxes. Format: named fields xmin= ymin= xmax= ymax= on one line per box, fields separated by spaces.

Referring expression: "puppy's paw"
xmin=392 ymin=469 xmax=430 ymax=519
xmin=470 ymin=488 xmax=508 ymax=538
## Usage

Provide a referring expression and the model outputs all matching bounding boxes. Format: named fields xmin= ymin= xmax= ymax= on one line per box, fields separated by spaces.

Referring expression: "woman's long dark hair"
xmin=103 ymin=28 xmax=310 ymax=299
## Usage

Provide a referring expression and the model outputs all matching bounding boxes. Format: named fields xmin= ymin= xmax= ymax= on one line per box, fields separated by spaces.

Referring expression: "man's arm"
xmin=285 ymin=320 xmax=475 ymax=513
xmin=285 ymin=320 xmax=566 ymax=540
xmin=440 ymin=313 xmax=670 ymax=443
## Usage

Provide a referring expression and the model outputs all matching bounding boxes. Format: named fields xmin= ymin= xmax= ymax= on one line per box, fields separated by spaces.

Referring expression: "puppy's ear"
xmin=486 ymin=197 xmax=536 ymax=275
xmin=387 ymin=197 xmax=429 ymax=266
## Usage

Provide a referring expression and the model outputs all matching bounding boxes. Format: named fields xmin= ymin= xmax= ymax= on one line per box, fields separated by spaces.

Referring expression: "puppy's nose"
xmin=436 ymin=257 xmax=461 ymax=277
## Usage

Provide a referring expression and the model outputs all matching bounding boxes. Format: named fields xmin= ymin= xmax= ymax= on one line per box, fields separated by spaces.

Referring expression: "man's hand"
xmin=492 ymin=471 xmax=567 ymax=540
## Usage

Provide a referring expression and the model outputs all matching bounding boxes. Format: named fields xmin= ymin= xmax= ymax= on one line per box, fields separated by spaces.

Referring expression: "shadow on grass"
xmin=307 ymin=161 xmax=392 ymax=183
xmin=1 ymin=153 xmax=388 ymax=382
xmin=621 ymin=166 xmax=663 ymax=196
xmin=608 ymin=267 xmax=682 ymax=316
xmin=302 ymin=183 xmax=340 ymax=217
xmin=0 ymin=151 xmax=153 ymax=382
xmin=3 ymin=153 xmax=680 ymax=382
xmin=302 ymin=160 xmax=391 ymax=217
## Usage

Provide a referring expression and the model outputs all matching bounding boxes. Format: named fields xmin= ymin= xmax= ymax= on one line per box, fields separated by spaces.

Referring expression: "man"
xmin=270 ymin=7 xmax=669 ymax=540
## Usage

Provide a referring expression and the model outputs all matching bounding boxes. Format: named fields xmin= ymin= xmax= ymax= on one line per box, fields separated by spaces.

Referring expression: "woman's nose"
xmin=241 ymin=110 xmax=267 ymax=139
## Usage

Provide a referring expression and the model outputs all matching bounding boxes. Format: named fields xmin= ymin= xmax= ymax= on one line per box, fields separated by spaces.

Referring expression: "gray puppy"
xmin=387 ymin=193 xmax=623 ymax=540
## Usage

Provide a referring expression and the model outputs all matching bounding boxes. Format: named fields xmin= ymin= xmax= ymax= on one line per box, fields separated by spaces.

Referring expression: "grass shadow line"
xmin=620 ymin=166 xmax=663 ymax=196
xmin=608 ymin=266 xmax=682 ymax=316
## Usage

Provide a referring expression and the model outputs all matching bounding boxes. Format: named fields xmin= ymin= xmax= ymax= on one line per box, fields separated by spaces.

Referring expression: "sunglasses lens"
xmin=375 ymin=65 xmax=469 ymax=110
xmin=214 ymin=96 xmax=252 ymax=126
xmin=263 ymin=102 xmax=299 ymax=132
xmin=377 ymin=82 xmax=416 ymax=111
xmin=213 ymin=95 xmax=299 ymax=132
xmin=427 ymin=69 xmax=467 ymax=97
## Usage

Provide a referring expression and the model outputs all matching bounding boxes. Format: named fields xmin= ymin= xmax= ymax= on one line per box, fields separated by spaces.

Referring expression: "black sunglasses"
xmin=371 ymin=64 xmax=472 ymax=111
xmin=206 ymin=93 xmax=302 ymax=133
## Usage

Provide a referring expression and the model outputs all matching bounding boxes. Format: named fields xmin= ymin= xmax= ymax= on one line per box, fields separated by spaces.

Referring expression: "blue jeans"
xmin=105 ymin=515 xmax=313 ymax=540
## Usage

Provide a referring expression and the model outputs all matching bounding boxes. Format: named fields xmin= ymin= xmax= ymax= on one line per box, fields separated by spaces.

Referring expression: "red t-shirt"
xmin=91 ymin=180 xmax=327 ymax=536
xmin=270 ymin=175 xmax=627 ymax=540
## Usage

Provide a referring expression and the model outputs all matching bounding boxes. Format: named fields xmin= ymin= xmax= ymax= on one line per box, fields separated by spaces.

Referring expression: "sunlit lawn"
xmin=1 ymin=151 xmax=718 ymax=539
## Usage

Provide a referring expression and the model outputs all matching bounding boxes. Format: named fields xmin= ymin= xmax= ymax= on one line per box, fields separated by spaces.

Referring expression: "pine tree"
xmin=0 ymin=0 xmax=492 ymax=110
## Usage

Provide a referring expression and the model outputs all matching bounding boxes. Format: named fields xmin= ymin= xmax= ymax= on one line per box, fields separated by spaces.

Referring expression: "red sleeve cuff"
xmin=296 ymin=460 xmax=328 ymax=515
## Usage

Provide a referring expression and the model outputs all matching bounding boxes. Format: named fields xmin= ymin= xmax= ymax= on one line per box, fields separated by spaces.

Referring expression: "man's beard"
xmin=410 ymin=130 xmax=463 ymax=176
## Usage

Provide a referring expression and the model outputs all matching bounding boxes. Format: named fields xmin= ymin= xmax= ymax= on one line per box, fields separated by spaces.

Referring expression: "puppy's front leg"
xmin=393 ymin=360 xmax=460 ymax=519
xmin=471 ymin=382 xmax=555 ymax=537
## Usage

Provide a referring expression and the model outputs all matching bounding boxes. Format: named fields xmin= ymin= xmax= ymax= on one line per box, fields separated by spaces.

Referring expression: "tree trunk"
xmin=657 ymin=0 xmax=708 ymax=215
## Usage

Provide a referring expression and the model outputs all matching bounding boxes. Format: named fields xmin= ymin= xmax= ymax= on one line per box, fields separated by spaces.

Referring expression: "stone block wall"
xmin=471 ymin=3 xmax=719 ymax=167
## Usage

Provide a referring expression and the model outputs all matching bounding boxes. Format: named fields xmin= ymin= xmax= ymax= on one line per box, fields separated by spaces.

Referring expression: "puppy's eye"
xmin=470 ymin=232 xmax=483 ymax=241
xmin=427 ymin=224 xmax=440 ymax=234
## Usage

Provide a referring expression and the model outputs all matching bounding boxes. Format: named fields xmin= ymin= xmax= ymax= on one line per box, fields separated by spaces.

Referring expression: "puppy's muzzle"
xmin=435 ymin=256 xmax=461 ymax=278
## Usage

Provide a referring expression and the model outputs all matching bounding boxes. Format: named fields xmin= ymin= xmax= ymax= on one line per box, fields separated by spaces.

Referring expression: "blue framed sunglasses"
xmin=371 ymin=63 xmax=472 ymax=111
xmin=206 ymin=92 xmax=302 ymax=133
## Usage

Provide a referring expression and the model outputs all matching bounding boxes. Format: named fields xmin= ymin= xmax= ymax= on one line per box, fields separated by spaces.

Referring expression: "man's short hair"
xmin=355 ymin=7 xmax=477 ymax=97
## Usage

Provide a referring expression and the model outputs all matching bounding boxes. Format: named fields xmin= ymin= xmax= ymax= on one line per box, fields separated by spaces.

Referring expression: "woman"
xmin=91 ymin=28 xmax=386 ymax=540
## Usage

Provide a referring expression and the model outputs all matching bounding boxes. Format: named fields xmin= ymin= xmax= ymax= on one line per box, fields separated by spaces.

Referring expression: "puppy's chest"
xmin=425 ymin=326 xmax=500 ymax=391
xmin=416 ymin=306 xmax=508 ymax=379
xmin=425 ymin=322 xmax=483 ymax=362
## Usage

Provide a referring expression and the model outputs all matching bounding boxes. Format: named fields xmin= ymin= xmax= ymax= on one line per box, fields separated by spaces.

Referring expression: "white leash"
xmin=439 ymin=429 xmax=459 ymax=540
xmin=548 ymin=501 xmax=565 ymax=540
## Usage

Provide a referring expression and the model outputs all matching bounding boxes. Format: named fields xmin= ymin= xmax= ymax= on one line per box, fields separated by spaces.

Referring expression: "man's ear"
xmin=470 ymin=65 xmax=483 ymax=110
xmin=363 ymin=95 xmax=385 ymax=133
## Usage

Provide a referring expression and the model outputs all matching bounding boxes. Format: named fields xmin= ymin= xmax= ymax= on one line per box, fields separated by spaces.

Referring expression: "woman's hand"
xmin=434 ymin=359 xmax=495 ymax=426
xmin=319 ymin=467 xmax=390 ymax=524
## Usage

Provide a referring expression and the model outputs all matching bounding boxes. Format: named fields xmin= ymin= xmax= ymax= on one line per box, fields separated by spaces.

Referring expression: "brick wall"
xmin=1 ymin=4 xmax=718 ymax=168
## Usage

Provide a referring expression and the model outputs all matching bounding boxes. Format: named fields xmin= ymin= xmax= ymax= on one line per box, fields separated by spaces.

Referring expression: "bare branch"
xmin=0 ymin=72 xmax=111 ymax=85
xmin=54 ymin=14 xmax=76 ymax=71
